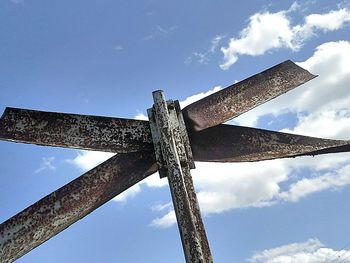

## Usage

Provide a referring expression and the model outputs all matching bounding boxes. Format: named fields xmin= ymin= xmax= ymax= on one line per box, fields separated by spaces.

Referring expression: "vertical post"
xmin=148 ymin=90 xmax=213 ymax=263
xmin=172 ymin=101 xmax=213 ymax=262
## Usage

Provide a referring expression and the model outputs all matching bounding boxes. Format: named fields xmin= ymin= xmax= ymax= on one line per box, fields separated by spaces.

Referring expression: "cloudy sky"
xmin=1 ymin=0 xmax=350 ymax=262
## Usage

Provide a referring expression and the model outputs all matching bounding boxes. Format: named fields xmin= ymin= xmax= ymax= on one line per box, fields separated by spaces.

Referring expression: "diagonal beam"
xmin=0 ymin=107 xmax=153 ymax=153
xmin=182 ymin=60 xmax=316 ymax=131
xmin=0 ymin=151 xmax=157 ymax=263
xmin=189 ymin=124 xmax=350 ymax=162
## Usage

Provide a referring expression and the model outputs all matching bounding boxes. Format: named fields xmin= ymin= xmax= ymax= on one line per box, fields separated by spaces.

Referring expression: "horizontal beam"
xmin=0 ymin=107 xmax=153 ymax=153
xmin=189 ymin=124 xmax=350 ymax=162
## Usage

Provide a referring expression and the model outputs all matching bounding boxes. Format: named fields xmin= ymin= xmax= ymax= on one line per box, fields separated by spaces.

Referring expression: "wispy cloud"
xmin=143 ymin=25 xmax=178 ymax=41
xmin=151 ymin=202 xmax=172 ymax=212
xmin=150 ymin=210 xmax=176 ymax=228
xmin=113 ymin=45 xmax=123 ymax=51
xmin=186 ymin=35 xmax=225 ymax=65
xmin=220 ymin=4 xmax=350 ymax=69
xmin=10 ymin=0 xmax=24 ymax=4
xmin=35 ymin=157 xmax=56 ymax=174
xmin=249 ymin=238 xmax=350 ymax=262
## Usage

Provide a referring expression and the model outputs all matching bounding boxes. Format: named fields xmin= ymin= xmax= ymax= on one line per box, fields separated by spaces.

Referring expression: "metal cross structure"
xmin=1 ymin=60 xmax=350 ymax=262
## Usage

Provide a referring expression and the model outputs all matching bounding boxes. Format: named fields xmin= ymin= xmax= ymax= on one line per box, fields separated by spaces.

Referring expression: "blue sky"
xmin=1 ymin=0 xmax=350 ymax=262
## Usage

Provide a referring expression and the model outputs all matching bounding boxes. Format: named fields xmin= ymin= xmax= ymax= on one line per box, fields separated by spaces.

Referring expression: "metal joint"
xmin=148 ymin=95 xmax=195 ymax=179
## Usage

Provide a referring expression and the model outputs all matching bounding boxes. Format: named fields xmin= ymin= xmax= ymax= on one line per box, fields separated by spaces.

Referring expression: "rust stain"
xmin=182 ymin=60 xmax=317 ymax=131
xmin=189 ymin=124 xmax=350 ymax=162
xmin=149 ymin=92 xmax=207 ymax=262
xmin=0 ymin=108 xmax=153 ymax=153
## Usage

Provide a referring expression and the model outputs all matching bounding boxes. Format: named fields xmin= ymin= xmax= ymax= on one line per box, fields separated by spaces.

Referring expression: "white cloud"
xmin=68 ymin=150 xmax=115 ymax=171
xmin=150 ymin=210 xmax=176 ymax=228
xmin=113 ymin=183 xmax=141 ymax=203
xmin=221 ymin=11 xmax=295 ymax=69
xmin=249 ymin=238 xmax=350 ymax=262
xmin=193 ymin=160 xmax=287 ymax=214
xmin=279 ymin=163 xmax=350 ymax=202
xmin=179 ymin=86 xmax=222 ymax=108
xmin=35 ymin=157 xmax=56 ymax=174
xmin=220 ymin=5 xmax=350 ymax=69
xmin=151 ymin=202 xmax=172 ymax=212
xmin=134 ymin=112 xmax=148 ymax=121
xmin=150 ymin=202 xmax=176 ymax=228
xmin=304 ymin=8 xmax=350 ymax=31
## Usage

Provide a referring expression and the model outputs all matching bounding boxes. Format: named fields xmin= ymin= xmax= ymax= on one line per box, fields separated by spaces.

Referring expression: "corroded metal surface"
xmin=189 ymin=124 xmax=350 ymax=162
xmin=150 ymin=91 xmax=205 ymax=263
xmin=169 ymin=101 xmax=213 ymax=263
xmin=174 ymin=100 xmax=195 ymax=170
xmin=0 ymin=107 xmax=153 ymax=153
xmin=0 ymin=151 xmax=157 ymax=263
xmin=182 ymin=60 xmax=317 ymax=131
xmin=1 ymin=59 xmax=349 ymax=262
xmin=147 ymin=108 xmax=167 ymax=178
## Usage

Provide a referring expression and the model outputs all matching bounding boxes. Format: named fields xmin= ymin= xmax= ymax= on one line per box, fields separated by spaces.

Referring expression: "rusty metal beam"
xmin=169 ymin=100 xmax=213 ymax=262
xmin=189 ymin=124 xmax=350 ymax=162
xmin=0 ymin=107 xmax=153 ymax=153
xmin=148 ymin=91 xmax=206 ymax=263
xmin=182 ymin=60 xmax=317 ymax=131
xmin=0 ymin=151 xmax=157 ymax=263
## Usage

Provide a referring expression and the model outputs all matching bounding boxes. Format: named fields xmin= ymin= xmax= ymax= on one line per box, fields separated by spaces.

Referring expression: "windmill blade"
xmin=0 ymin=107 xmax=153 ymax=153
xmin=182 ymin=60 xmax=317 ymax=131
xmin=0 ymin=150 xmax=157 ymax=263
xmin=189 ymin=124 xmax=350 ymax=162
